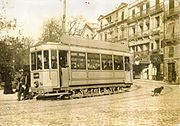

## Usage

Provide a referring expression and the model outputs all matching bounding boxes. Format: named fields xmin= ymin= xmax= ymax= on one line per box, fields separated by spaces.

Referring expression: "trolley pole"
xmin=62 ymin=0 xmax=66 ymax=34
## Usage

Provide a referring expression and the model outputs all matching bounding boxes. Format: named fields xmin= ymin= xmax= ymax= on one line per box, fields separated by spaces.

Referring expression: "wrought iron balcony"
xmin=165 ymin=6 xmax=180 ymax=20
xmin=127 ymin=3 xmax=164 ymax=24
xmin=150 ymin=3 xmax=164 ymax=15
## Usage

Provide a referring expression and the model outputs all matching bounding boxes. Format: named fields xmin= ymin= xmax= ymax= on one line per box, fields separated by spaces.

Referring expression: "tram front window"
xmin=51 ymin=50 xmax=57 ymax=69
xmin=37 ymin=51 xmax=42 ymax=70
xmin=44 ymin=50 xmax=49 ymax=69
xmin=31 ymin=52 xmax=36 ymax=70
xmin=31 ymin=51 xmax=42 ymax=70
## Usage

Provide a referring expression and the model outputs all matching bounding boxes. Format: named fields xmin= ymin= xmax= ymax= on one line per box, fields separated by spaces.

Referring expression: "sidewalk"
xmin=0 ymin=90 xmax=18 ymax=102
xmin=133 ymin=79 xmax=166 ymax=84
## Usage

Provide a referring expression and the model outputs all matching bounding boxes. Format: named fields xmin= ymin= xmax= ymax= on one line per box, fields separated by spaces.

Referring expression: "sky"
xmin=5 ymin=0 xmax=128 ymax=40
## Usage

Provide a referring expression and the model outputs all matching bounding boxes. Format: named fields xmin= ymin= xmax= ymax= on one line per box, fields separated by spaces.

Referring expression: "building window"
xmin=155 ymin=16 xmax=160 ymax=28
xmin=161 ymin=41 xmax=163 ymax=48
xmin=100 ymin=33 xmax=103 ymax=40
xmin=86 ymin=34 xmax=89 ymax=39
xmin=105 ymin=33 xmax=107 ymax=41
xmin=169 ymin=0 xmax=174 ymax=14
xmin=151 ymin=43 xmax=154 ymax=50
xmin=121 ymin=26 xmax=125 ymax=39
xmin=155 ymin=0 xmax=160 ymax=9
xmin=121 ymin=11 xmax=124 ymax=20
xmin=135 ymin=46 xmax=138 ymax=52
xmin=132 ymin=9 xmax=135 ymax=18
xmin=146 ymin=21 xmax=150 ymax=30
xmin=116 ymin=12 xmax=118 ymax=20
xmin=132 ymin=27 xmax=136 ymax=35
xmin=140 ymin=25 xmax=143 ymax=34
xmin=146 ymin=2 xmax=150 ymax=14
xmin=140 ymin=5 xmax=143 ymax=16
xmin=106 ymin=16 xmax=111 ymax=23
xmin=100 ymin=21 xmax=102 ymax=29
xmin=169 ymin=46 xmax=174 ymax=57
xmin=155 ymin=39 xmax=160 ymax=50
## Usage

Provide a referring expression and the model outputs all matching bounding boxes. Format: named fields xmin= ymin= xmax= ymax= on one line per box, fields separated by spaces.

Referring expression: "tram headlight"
xmin=34 ymin=81 xmax=39 ymax=88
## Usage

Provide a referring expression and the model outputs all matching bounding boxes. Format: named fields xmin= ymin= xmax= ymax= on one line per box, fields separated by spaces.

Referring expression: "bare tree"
xmin=66 ymin=16 xmax=87 ymax=36
xmin=40 ymin=18 xmax=62 ymax=42
xmin=40 ymin=16 xmax=87 ymax=42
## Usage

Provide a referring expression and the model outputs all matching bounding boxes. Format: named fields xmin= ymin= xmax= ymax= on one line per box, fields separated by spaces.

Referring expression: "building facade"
xmin=128 ymin=0 xmax=164 ymax=80
xmin=96 ymin=0 xmax=180 ymax=83
xmin=163 ymin=0 xmax=180 ymax=84
xmin=81 ymin=23 xmax=98 ymax=40
xmin=97 ymin=3 xmax=129 ymax=46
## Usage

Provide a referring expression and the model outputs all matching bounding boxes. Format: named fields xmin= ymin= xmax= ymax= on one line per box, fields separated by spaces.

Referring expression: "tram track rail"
xmin=0 ymin=83 xmax=174 ymax=117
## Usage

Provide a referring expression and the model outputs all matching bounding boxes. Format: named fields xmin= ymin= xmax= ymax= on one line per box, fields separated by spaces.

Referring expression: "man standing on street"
xmin=17 ymin=69 xmax=26 ymax=101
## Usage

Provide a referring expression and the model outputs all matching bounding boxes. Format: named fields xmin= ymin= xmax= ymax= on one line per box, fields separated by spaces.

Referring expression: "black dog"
xmin=152 ymin=86 xmax=164 ymax=96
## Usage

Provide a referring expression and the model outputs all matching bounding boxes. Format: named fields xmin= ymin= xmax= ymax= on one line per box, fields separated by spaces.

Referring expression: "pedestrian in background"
xmin=17 ymin=69 xmax=26 ymax=101
xmin=23 ymin=71 xmax=30 ymax=100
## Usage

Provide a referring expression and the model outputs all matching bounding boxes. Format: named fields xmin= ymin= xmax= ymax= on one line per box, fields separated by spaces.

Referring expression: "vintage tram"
xmin=30 ymin=35 xmax=133 ymax=98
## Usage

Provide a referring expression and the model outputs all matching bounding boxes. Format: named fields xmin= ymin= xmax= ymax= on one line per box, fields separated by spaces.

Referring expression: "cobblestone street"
xmin=0 ymin=79 xmax=180 ymax=126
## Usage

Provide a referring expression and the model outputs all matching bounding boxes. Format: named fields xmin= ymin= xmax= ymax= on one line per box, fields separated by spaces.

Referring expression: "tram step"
xmin=38 ymin=92 xmax=70 ymax=97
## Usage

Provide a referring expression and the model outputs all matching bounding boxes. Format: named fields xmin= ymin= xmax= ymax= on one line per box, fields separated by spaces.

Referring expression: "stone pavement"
xmin=0 ymin=79 xmax=180 ymax=126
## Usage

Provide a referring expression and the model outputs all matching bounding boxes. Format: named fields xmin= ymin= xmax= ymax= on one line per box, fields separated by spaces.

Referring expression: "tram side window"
xmin=37 ymin=51 xmax=42 ymax=70
xmin=114 ymin=55 xmax=124 ymax=70
xmin=44 ymin=50 xmax=49 ymax=69
xmin=101 ymin=54 xmax=113 ymax=70
xmin=87 ymin=53 xmax=100 ymax=70
xmin=51 ymin=50 xmax=57 ymax=69
xmin=31 ymin=52 xmax=36 ymax=70
xmin=125 ymin=56 xmax=131 ymax=71
xmin=71 ymin=52 xmax=86 ymax=69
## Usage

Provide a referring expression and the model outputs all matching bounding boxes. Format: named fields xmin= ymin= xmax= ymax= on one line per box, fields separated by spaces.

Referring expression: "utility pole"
xmin=163 ymin=0 xmax=166 ymax=81
xmin=62 ymin=0 xmax=66 ymax=34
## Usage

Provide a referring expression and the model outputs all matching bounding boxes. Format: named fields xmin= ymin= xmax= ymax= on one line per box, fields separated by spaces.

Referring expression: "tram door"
xmin=125 ymin=56 xmax=132 ymax=83
xmin=59 ymin=51 xmax=69 ymax=88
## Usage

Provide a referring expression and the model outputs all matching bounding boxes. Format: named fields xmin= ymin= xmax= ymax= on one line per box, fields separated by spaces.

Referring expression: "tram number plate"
xmin=33 ymin=73 xmax=39 ymax=79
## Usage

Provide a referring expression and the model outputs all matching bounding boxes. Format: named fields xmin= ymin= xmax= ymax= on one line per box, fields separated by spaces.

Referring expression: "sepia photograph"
xmin=0 ymin=0 xmax=180 ymax=125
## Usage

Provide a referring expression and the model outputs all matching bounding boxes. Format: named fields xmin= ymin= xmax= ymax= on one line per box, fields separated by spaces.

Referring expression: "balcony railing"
xmin=165 ymin=6 xmax=180 ymax=20
xmin=119 ymin=35 xmax=127 ymax=41
xmin=143 ymin=30 xmax=150 ymax=37
xmin=128 ymin=3 xmax=164 ymax=24
xmin=163 ymin=32 xmax=180 ymax=46
xmin=150 ymin=3 xmax=164 ymax=15
xmin=151 ymin=27 xmax=160 ymax=35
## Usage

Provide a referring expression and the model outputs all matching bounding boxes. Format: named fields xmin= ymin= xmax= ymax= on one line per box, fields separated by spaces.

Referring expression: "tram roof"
xmin=33 ymin=35 xmax=129 ymax=52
